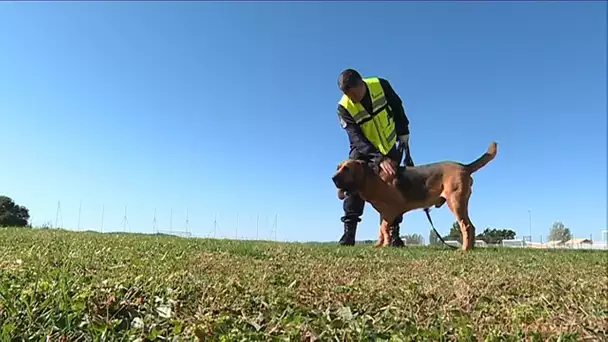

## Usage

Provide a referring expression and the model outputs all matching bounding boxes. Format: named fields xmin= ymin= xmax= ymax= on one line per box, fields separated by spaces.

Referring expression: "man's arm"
xmin=379 ymin=78 xmax=409 ymax=136
xmin=337 ymin=105 xmax=383 ymax=164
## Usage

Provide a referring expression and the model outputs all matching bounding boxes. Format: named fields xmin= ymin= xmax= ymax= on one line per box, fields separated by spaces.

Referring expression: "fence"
xmin=29 ymin=201 xmax=607 ymax=248
xmin=500 ymin=238 xmax=608 ymax=250
xmin=433 ymin=239 xmax=608 ymax=250
xmin=31 ymin=200 xmax=281 ymax=241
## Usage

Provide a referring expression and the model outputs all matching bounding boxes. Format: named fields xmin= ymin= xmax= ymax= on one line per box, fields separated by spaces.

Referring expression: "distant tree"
xmin=429 ymin=229 xmax=440 ymax=246
xmin=475 ymin=227 xmax=517 ymax=244
xmin=548 ymin=221 xmax=572 ymax=242
xmin=445 ymin=221 xmax=463 ymax=244
xmin=0 ymin=196 xmax=30 ymax=227
xmin=403 ymin=233 xmax=424 ymax=245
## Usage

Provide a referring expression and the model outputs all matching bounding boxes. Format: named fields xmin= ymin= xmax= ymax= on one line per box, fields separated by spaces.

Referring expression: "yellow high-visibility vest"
xmin=338 ymin=77 xmax=397 ymax=155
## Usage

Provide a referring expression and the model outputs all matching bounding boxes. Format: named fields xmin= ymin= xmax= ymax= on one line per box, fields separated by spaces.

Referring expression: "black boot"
xmin=339 ymin=221 xmax=357 ymax=246
xmin=389 ymin=224 xmax=405 ymax=247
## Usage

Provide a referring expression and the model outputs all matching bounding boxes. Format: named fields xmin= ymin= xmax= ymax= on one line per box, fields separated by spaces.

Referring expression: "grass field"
xmin=0 ymin=228 xmax=606 ymax=341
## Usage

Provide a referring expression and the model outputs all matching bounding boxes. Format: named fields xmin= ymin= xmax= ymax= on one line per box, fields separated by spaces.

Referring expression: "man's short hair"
xmin=338 ymin=68 xmax=363 ymax=91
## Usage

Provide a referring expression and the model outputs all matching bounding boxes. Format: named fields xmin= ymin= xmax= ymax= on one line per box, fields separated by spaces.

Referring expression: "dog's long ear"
xmin=337 ymin=188 xmax=346 ymax=200
xmin=350 ymin=160 xmax=369 ymax=188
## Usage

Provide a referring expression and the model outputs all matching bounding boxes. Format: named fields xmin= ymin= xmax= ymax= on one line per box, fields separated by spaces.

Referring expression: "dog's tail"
xmin=465 ymin=141 xmax=498 ymax=174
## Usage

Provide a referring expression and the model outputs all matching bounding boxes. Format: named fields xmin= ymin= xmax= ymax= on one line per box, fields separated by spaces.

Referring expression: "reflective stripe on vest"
xmin=338 ymin=77 xmax=397 ymax=155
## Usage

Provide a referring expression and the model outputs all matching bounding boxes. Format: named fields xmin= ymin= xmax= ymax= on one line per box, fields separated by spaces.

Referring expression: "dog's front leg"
xmin=375 ymin=219 xmax=391 ymax=247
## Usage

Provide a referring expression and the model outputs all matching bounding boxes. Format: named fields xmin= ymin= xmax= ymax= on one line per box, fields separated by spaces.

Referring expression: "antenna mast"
xmin=121 ymin=205 xmax=129 ymax=232
xmin=256 ymin=212 xmax=259 ymax=240
xmin=100 ymin=204 xmax=105 ymax=233
xmin=77 ymin=200 xmax=82 ymax=231
xmin=170 ymin=208 xmax=173 ymax=234
xmin=213 ymin=213 xmax=217 ymax=238
xmin=185 ymin=207 xmax=189 ymax=236
xmin=152 ymin=208 xmax=158 ymax=234
xmin=271 ymin=214 xmax=278 ymax=241
xmin=54 ymin=200 xmax=63 ymax=229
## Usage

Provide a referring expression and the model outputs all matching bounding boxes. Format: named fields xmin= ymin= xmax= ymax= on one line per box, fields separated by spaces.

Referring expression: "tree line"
xmin=428 ymin=221 xmax=574 ymax=246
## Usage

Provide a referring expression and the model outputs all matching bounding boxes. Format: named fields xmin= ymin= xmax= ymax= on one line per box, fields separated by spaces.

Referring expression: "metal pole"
xmin=101 ymin=204 xmax=105 ymax=233
xmin=122 ymin=205 xmax=128 ymax=232
xmin=274 ymin=214 xmax=278 ymax=241
xmin=77 ymin=200 xmax=82 ymax=231
xmin=528 ymin=210 xmax=532 ymax=240
xmin=55 ymin=201 xmax=62 ymax=229
xmin=186 ymin=208 xmax=189 ymax=236
xmin=153 ymin=208 xmax=157 ymax=234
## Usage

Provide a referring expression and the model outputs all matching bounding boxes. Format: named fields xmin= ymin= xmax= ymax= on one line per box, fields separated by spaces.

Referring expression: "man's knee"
xmin=343 ymin=192 xmax=364 ymax=210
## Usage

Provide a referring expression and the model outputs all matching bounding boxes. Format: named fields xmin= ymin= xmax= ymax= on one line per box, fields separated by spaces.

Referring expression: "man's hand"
xmin=398 ymin=134 xmax=410 ymax=150
xmin=379 ymin=158 xmax=397 ymax=182
xmin=398 ymin=134 xmax=415 ymax=167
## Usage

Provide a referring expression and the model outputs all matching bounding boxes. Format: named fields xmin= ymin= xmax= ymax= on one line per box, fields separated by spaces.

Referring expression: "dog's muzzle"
xmin=333 ymin=173 xmax=348 ymax=200
xmin=332 ymin=173 xmax=343 ymax=189
xmin=332 ymin=173 xmax=356 ymax=200
xmin=333 ymin=173 xmax=354 ymax=190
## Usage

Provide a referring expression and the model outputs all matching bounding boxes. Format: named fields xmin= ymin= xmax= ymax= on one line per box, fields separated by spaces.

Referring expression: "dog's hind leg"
xmin=446 ymin=182 xmax=476 ymax=251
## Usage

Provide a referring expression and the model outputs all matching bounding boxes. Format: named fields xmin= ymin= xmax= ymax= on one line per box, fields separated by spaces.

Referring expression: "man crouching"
xmin=334 ymin=68 xmax=415 ymax=247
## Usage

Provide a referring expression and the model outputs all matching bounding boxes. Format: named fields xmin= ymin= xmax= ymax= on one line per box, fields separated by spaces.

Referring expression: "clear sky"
xmin=1 ymin=1 xmax=606 ymax=243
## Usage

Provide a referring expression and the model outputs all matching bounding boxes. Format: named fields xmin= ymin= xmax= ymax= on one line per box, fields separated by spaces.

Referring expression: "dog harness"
xmin=338 ymin=77 xmax=397 ymax=155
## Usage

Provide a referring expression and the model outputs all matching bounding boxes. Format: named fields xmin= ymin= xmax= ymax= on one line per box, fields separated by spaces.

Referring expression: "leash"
xmin=398 ymin=140 xmax=457 ymax=250
xmin=423 ymin=207 xmax=458 ymax=249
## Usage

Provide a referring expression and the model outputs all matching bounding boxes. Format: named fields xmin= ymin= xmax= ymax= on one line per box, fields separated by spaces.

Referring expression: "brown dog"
xmin=332 ymin=141 xmax=498 ymax=251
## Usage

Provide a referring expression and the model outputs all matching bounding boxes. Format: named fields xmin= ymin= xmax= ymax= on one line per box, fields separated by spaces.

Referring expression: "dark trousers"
xmin=341 ymin=192 xmax=403 ymax=226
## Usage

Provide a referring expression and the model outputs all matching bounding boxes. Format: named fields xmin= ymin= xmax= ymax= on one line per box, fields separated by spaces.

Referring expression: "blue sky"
xmin=0 ymin=1 xmax=606 ymax=243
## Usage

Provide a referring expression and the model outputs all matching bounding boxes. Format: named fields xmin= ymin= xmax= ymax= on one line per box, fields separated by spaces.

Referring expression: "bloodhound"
xmin=332 ymin=141 xmax=498 ymax=251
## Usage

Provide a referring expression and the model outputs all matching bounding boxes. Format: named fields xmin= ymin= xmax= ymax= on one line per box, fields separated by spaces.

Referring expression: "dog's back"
xmin=395 ymin=163 xmax=445 ymax=202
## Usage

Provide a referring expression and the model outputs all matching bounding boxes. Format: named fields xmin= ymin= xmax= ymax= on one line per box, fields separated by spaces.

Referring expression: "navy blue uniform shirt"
xmin=337 ymin=78 xmax=410 ymax=167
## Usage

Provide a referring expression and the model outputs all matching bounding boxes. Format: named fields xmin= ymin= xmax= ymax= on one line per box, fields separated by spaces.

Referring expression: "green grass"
xmin=0 ymin=228 xmax=606 ymax=341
